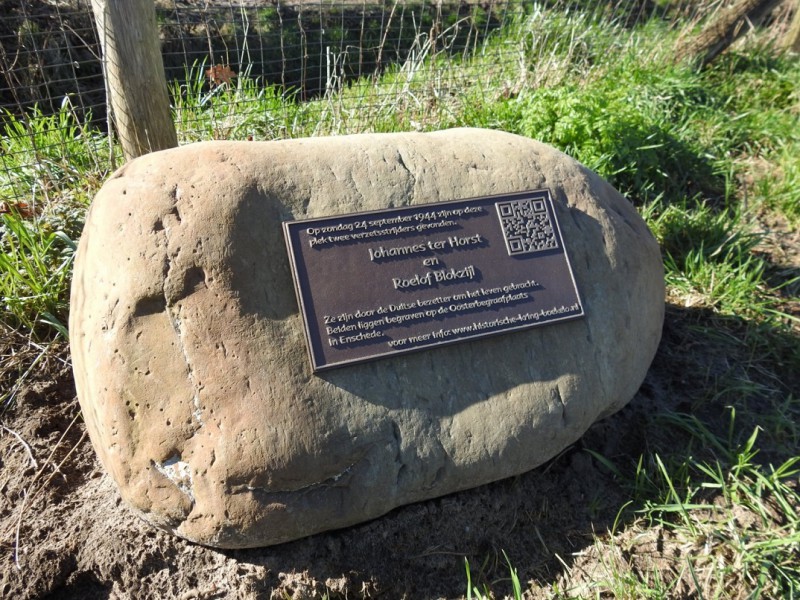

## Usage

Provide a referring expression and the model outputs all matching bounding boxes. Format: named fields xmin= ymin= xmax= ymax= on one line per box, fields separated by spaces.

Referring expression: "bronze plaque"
xmin=283 ymin=190 xmax=584 ymax=371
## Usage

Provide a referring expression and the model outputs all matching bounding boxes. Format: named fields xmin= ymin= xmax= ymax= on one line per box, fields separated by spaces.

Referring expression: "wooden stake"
xmin=91 ymin=0 xmax=178 ymax=161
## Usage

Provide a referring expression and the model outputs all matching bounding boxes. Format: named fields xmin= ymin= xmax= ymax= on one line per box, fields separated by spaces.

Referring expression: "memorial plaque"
xmin=283 ymin=190 xmax=584 ymax=371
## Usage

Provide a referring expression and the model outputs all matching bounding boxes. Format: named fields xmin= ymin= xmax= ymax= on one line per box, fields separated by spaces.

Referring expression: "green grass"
xmin=0 ymin=210 xmax=75 ymax=338
xmin=465 ymin=550 xmax=523 ymax=600
xmin=1 ymin=2 xmax=799 ymax=597
xmin=0 ymin=100 xmax=109 ymax=205
xmin=0 ymin=101 xmax=108 ymax=342
xmin=582 ymin=411 xmax=800 ymax=599
xmin=649 ymin=199 xmax=794 ymax=321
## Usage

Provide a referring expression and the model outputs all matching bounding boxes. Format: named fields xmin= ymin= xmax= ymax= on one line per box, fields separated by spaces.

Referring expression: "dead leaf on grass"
xmin=205 ymin=64 xmax=236 ymax=87
xmin=0 ymin=202 xmax=36 ymax=219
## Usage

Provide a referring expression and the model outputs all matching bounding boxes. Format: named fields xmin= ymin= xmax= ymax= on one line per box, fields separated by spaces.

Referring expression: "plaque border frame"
xmin=283 ymin=189 xmax=584 ymax=372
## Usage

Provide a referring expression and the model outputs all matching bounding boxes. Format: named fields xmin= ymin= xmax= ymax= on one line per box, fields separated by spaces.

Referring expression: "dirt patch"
xmin=0 ymin=339 xmax=674 ymax=598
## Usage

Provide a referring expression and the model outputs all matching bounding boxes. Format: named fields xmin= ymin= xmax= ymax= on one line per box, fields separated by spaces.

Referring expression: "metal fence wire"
xmin=0 ymin=0 xmax=795 ymax=205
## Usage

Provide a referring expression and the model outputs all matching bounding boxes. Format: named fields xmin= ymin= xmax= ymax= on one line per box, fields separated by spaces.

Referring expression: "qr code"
xmin=495 ymin=198 xmax=558 ymax=256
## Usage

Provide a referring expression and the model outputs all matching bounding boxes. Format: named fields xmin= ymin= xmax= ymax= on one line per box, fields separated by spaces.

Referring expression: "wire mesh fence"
xmin=1 ymin=0 xmax=796 ymax=206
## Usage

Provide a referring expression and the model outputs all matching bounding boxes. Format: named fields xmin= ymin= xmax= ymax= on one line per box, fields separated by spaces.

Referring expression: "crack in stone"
xmin=161 ymin=213 xmax=205 ymax=430
xmin=167 ymin=302 xmax=205 ymax=430
xmin=230 ymin=461 xmax=359 ymax=496
xmin=153 ymin=454 xmax=195 ymax=503
xmin=390 ymin=420 xmax=408 ymax=487
xmin=554 ymin=384 xmax=567 ymax=427
xmin=391 ymin=421 xmax=403 ymax=463
xmin=395 ymin=147 xmax=418 ymax=197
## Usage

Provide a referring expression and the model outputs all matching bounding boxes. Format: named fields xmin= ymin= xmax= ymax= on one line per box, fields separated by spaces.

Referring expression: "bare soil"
xmin=0 ymin=333 xmax=678 ymax=599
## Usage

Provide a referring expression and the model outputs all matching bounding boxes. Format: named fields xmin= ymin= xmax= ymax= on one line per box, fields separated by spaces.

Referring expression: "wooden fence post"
xmin=91 ymin=0 xmax=178 ymax=161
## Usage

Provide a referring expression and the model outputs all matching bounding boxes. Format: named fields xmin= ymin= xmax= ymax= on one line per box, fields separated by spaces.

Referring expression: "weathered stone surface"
xmin=70 ymin=128 xmax=664 ymax=549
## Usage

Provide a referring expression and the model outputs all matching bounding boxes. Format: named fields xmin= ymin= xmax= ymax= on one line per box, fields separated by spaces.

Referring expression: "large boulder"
xmin=70 ymin=128 xmax=664 ymax=548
